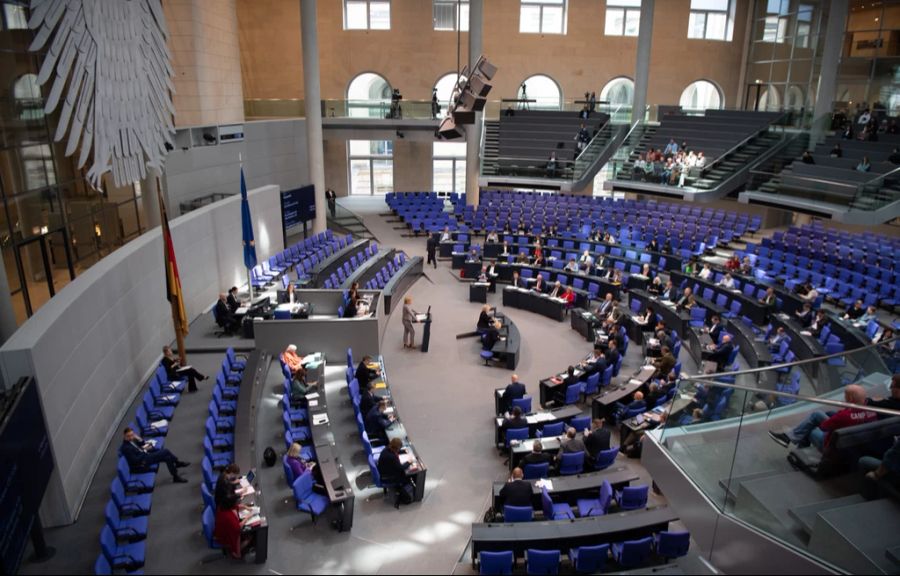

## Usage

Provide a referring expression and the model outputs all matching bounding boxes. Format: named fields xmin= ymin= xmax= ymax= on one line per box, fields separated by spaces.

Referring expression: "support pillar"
xmin=465 ymin=0 xmax=483 ymax=207
xmin=631 ymin=0 xmax=655 ymax=123
xmin=301 ymin=0 xmax=327 ymax=233
xmin=811 ymin=0 xmax=848 ymax=144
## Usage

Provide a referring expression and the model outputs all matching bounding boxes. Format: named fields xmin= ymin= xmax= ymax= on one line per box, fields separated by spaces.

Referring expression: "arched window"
xmin=785 ymin=85 xmax=804 ymax=110
xmin=14 ymin=74 xmax=43 ymax=121
xmin=679 ymin=80 xmax=723 ymax=111
xmin=433 ymin=72 xmax=461 ymax=115
xmin=600 ymin=77 xmax=634 ymax=108
xmin=520 ymin=74 xmax=562 ymax=110
xmin=347 ymin=72 xmax=392 ymax=118
xmin=758 ymin=85 xmax=781 ymax=111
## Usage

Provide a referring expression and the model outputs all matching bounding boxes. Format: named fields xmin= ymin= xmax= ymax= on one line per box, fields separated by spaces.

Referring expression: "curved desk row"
xmin=465 ymin=262 xmax=623 ymax=302
xmin=311 ymin=239 xmax=371 ymax=288
xmin=769 ymin=313 xmax=840 ymax=393
xmin=670 ymin=271 xmax=773 ymax=326
xmin=342 ymin=249 xmax=396 ymax=289
xmin=628 ymin=290 xmax=690 ymax=339
xmin=234 ymin=350 xmax=270 ymax=562
xmin=493 ymin=404 xmax=582 ymax=448
xmin=306 ymin=356 xmax=355 ymax=531
xmin=490 ymin=467 xmax=639 ymax=513
xmin=470 ymin=506 xmax=679 ymax=565
xmin=485 ymin=312 xmax=521 ymax=370
xmin=382 ymin=257 xmax=424 ymax=315
xmin=502 ymin=287 xmax=569 ymax=323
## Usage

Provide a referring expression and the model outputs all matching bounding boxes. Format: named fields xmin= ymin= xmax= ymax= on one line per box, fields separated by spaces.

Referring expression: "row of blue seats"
xmin=320 ymin=243 xmax=379 ymax=289
xmin=250 ymin=231 xmax=346 ymax=289
xmin=199 ymin=350 xmax=249 ymax=554
xmin=96 ymin=349 xmax=241 ymax=574
xmin=362 ymin=252 xmax=408 ymax=291
xmin=344 ymin=352 xmax=394 ymax=495
xmin=477 ymin=531 xmax=690 ymax=575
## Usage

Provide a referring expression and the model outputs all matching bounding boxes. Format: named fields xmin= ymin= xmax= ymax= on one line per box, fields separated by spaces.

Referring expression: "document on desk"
xmin=399 ymin=452 xmax=415 ymax=466
xmin=150 ymin=419 xmax=169 ymax=429
xmin=416 ymin=314 xmax=429 ymax=322
xmin=628 ymin=378 xmax=644 ymax=386
xmin=312 ymin=414 xmax=329 ymax=426
xmin=305 ymin=392 xmax=320 ymax=400
xmin=535 ymin=479 xmax=554 ymax=491
xmin=235 ymin=307 xmax=248 ymax=315
xmin=240 ymin=506 xmax=261 ymax=520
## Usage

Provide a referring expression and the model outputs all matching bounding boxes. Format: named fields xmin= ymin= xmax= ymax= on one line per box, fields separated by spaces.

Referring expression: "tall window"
xmin=344 ymin=0 xmax=390 ymax=30
xmin=520 ymin=0 xmax=567 ymax=34
xmin=762 ymin=0 xmax=788 ymax=43
xmin=349 ymin=140 xmax=393 ymax=195
xmin=434 ymin=73 xmax=461 ymax=115
xmin=14 ymin=74 xmax=44 ymax=121
xmin=600 ymin=77 xmax=634 ymax=107
xmin=680 ymin=80 xmax=723 ymax=111
xmin=521 ymin=74 xmax=562 ymax=109
xmin=434 ymin=0 xmax=468 ymax=31
xmin=687 ymin=0 xmax=733 ymax=41
xmin=347 ymin=72 xmax=392 ymax=118
xmin=433 ymin=142 xmax=466 ymax=194
xmin=3 ymin=3 xmax=26 ymax=29
xmin=605 ymin=0 xmax=640 ymax=37
xmin=795 ymin=4 xmax=813 ymax=48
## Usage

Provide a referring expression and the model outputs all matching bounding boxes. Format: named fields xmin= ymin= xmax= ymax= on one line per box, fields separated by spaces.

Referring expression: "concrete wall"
xmin=236 ymin=0 xmax=750 ymax=110
xmin=0 ymin=185 xmax=283 ymax=527
xmin=163 ymin=118 xmax=310 ymax=215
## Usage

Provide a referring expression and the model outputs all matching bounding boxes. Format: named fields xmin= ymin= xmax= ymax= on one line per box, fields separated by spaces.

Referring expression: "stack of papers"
xmin=399 ymin=453 xmax=415 ymax=466
xmin=305 ymin=392 xmax=320 ymax=400
xmin=628 ymin=378 xmax=643 ymax=386
xmin=312 ymin=414 xmax=329 ymax=426
xmin=535 ymin=479 xmax=554 ymax=490
xmin=151 ymin=419 xmax=168 ymax=429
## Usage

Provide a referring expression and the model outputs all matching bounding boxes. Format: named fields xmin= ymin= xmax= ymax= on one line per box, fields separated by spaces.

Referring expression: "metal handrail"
xmin=748 ymin=168 xmax=860 ymax=191
xmin=699 ymin=124 xmax=774 ymax=175
xmin=675 ymin=336 xmax=899 ymax=417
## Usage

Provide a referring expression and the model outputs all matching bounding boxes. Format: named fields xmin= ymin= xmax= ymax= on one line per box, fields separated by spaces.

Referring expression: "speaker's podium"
xmin=417 ymin=307 xmax=432 ymax=353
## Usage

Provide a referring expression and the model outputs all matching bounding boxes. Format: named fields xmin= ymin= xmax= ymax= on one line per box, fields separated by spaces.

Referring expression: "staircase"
xmin=482 ymin=119 xmax=500 ymax=176
xmin=692 ymin=131 xmax=784 ymax=191
xmin=328 ymin=204 xmax=375 ymax=240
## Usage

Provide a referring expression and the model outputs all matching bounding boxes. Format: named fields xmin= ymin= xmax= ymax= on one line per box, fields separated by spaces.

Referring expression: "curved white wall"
xmin=0 ymin=185 xmax=283 ymax=526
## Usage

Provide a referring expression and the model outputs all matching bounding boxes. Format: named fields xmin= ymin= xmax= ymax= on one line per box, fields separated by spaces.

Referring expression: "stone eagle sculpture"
xmin=28 ymin=0 xmax=175 ymax=188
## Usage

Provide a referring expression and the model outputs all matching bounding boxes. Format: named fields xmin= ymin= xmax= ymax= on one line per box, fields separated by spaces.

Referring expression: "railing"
xmin=650 ymin=336 xmax=899 ymax=574
xmin=849 ymin=164 xmax=900 ymax=212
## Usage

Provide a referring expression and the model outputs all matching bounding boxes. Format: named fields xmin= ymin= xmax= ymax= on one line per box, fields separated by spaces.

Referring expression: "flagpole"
xmin=157 ymin=179 xmax=187 ymax=366
xmin=241 ymin=153 xmax=254 ymax=303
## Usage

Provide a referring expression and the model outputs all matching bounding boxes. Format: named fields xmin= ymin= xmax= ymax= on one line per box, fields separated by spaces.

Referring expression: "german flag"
xmin=158 ymin=186 xmax=189 ymax=336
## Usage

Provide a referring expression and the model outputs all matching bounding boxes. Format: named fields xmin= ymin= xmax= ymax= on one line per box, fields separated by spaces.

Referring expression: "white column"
xmin=631 ymin=0 xmax=655 ymax=123
xmin=301 ymin=0 xmax=327 ymax=233
xmin=465 ymin=0 xmax=483 ymax=207
xmin=811 ymin=0 xmax=848 ymax=143
xmin=0 ymin=258 xmax=18 ymax=346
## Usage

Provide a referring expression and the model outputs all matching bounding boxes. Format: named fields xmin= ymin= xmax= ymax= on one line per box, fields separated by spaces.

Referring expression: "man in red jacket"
xmin=769 ymin=384 xmax=876 ymax=451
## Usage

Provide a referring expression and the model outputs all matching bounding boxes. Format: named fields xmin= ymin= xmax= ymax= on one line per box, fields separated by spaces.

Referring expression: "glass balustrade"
xmin=646 ymin=336 xmax=899 ymax=574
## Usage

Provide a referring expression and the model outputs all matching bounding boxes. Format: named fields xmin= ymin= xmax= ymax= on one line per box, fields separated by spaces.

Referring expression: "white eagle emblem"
xmin=28 ymin=0 xmax=175 ymax=188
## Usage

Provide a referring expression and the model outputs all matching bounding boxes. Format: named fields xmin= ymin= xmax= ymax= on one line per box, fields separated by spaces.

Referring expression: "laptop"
xmin=245 ymin=469 xmax=256 ymax=486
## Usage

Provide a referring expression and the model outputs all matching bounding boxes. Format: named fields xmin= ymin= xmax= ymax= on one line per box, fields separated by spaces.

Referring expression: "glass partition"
xmin=650 ymin=336 xmax=899 ymax=574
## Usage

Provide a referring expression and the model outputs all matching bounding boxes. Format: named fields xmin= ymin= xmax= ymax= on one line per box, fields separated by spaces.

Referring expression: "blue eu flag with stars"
xmin=241 ymin=167 xmax=257 ymax=270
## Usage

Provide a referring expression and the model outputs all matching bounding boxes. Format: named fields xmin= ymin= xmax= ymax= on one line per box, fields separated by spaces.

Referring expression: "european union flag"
xmin=240 ymin=167 xmax=257 ymax=270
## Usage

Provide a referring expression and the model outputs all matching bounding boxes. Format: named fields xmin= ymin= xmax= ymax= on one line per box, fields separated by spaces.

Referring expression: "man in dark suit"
xmin=501 ymin=374 xmax=526 ymax=414
xmin=521 ymin=440 xmax=555 ymax=467
xmin=511 ymin=271 xmax=527 ymax=289
xmin=359 ymin=381 xmax=378 ymax=418
xmin=121 ymin=428 xmax=188 ymax=483
xmin=226 ymin=287 xmax=241 ymax=313
xmin=794 ymin=302 xmax=814 ymax=328
xmin=532 ymin=273 xmax=546 ymax=293
xmin=497 ymin=467 xmax=533 ymax=509
xmin=675 ymin=287 xmax=696 ymax=310
xmin=426 ymin=235 xmax=437 ymax=269
xmin=214 ymin=293 xmax=239 ymax=333
xmin=378 ymin=438 xmax=414 ymax=508
xmin=580 ymin=347 xmax=607 ymax=377
xmin=355 ymin=356 xmax=381 ymax=389
xmin=594 ymin=293 xmax=614 ymax=319
xmin=583 ymin=419 xmax=611 ymax=462
xmin=652 ymin=346 xmax=676 ymax=380
xmin=705 ymin=334 xmax=735 ymax=372
xmin=557 ymin=427 xmax=586 ymax=460
xmin=606 ymin=340 xmax=621 ymax=370
xmin=365 ymin=400 xmax=394 ymax=444
xmin=500 ymin=406 xmax=528 ymax=438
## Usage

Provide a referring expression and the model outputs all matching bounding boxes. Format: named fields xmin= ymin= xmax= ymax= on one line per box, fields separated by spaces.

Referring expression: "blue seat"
xmin=541 ymin=486 xmax=574 ymax=520
xmin=480 ymin=350 xmax=494 ymax=364
xmin=511 ymin=396 xmax=532 ymax=414
xmin=536 ymin=421 xmax=564 ymax=438
xmin=611 ymin=536 xmax=652 ymax=569
xmin=559 ymin=451 xmax=585 ymax=476
xmin=100 ymin=525 xmax=145 ymax=572
xmin=479 ymin=550 xmax=514 ymax=575
xmin=505 ymin=427 xmax=529 ymax=448
xmin=616 ymin=485 xmax=649 ymax=511
xmin=94 ymin=553 xmax=144 ymax=575
xmin=503 ymin=505 xmax=534 ymax=523
xmin=110 ymin=478 xmax=151 ymax=517
xmin=654 ymin=530 xmax=691 ymax=560
xmin=526 ymin=549 xmax=560 ymax=575
xmin=117 ymin=458 xmax=154 ymax=494
xmin=293 ymin=471 xmax=330 ymax=524
xmin=104 ymin=500 xmax=148 ymax=542
xmin=592 ymin=447 xmax=619 ymax=471
xmin=201 ymin=505 xmax=220 ymax=549
xmin=570 ymin=544 xmax=609 ymax=573
xmin=523 ymin=462 xmax=550 ymax=480
xmin=569 ymin=415 xmax=590 ymax=431
xmin=582 ymin=372 xmax=601 ymax=396
xmin=576 ymin=479 xmax=613 ymax=518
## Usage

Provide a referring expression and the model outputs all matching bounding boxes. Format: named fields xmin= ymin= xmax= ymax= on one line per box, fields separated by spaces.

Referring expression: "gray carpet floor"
xmin=21 ymin=196 xmax=684 ymax=575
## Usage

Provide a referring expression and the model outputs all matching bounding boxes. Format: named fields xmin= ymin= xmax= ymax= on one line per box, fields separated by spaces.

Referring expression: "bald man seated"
xmin=214 ymin=293 xmax=239 ymax=332
xmin=769 ymin=384 xmax=877 ymax=452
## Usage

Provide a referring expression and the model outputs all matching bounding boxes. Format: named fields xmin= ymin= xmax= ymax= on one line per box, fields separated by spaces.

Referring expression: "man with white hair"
xmin=769 ymin=384 xmax=877 ymax=452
